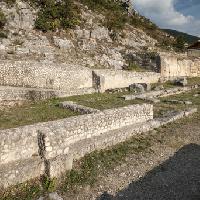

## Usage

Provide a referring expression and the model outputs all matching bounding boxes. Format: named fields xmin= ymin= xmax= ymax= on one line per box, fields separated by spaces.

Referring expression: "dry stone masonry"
xmin=0 ymin=104 xmax=197 ymax=188
xmin=123 ymin=85 xmax=200 ymax=101
xmin=159 ymin=53 xmax=200 ymax=78
xmin=0 ymin=104 xmax=153 ymax=188
xmin=59 ymin=101 xmax=100 ymax=114
xmin=93 ymin=70 xmax=161 ymax=92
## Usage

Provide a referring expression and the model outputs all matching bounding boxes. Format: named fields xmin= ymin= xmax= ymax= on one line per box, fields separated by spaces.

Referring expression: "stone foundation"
xmin=59 ymin=101 xmax=100 ymax=114
xmin=0 ymin=86 xmax=96 ymax=103
xmin=0 ymin=104 xmax=153 ymax=188
xmin=159 ymin=53 xmax=200 ymax=78
xmin=93 ymin=70 xmax=161 ymax=92
xmin=0 ymin=61 xmax=93 ymax=91
xmin=0 ymin=104 xmax=197 ymax=188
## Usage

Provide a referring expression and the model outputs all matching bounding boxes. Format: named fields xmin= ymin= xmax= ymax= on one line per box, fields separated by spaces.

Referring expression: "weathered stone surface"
xmin=0 ymin=105 xmax=197 ymax=188
xmin=49 ymin=192 xmax=63 ymax=200
xmin=159 ymin=53 xmax=200 ymax=78
xmin=0 ymin=86 xmax=96 ymax=104
xmin=93 ymin=70 xmax=161 ymax=92
xmin=0 ymin=104 xmax=153 ymax=188
xmin=129 ymin=84 xmax=145 ymax=93
xmin=174 ymin=77 xmax=188 ymax=87
xmin=123 ymin=85 xmax=200 ymax=101
xmin=0 ymin=61 xmax=93 ymax=91
xmin=60 ymin=101 xmax=100 ymax=114
xmin=53 ymin=37 xmax=74 ymax=50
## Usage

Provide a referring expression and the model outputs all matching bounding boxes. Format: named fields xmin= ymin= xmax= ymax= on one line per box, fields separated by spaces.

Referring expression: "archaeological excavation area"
xmin=0 ymin=56 xmax=200 ymax=191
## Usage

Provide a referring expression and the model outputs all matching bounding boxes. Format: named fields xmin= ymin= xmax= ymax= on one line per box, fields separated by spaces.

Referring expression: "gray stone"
xmin=175 ymin=77 xmax=188 ymax=87
xmin=153 ymin=85 xmax=164 ymax=91
xmin=60 ymin=101 xmax=100 ymax=114
xmin=141 ymin=83 xmax=151 ymax=91
xmin=129 ymin=84 xmax=145 ymax=93
xmin=53 ymin=37 xmax=74 ymax=50
xmin=184 ymin=101 xmax=192 ymax=105
xmin=49 ymin=192 xmax=63 ymax=200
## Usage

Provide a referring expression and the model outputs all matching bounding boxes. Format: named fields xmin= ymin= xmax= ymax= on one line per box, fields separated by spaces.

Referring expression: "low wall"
xmin=59 ymin=101 xmax=100 ymax=114
xmin=0 ymin=61 xmax=93 ymax=91
xmin=0 ymin=104 xmax=153 ymax=188
xmin=0 ymin=86 xmax=95 ymax=103
xmin=93 ymin=70 xmax=161 ymax=92
xmin=159 ymin=53 xmax=200 ymax=78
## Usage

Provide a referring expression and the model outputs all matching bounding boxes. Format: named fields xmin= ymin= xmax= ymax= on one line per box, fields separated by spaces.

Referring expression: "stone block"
xmin=48 ymin=155 xmax=73 ymax=178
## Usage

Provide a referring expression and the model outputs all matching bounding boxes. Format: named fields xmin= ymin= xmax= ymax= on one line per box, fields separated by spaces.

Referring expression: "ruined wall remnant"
xmin=159 ymin=53 xmax=200 ymax=78
xmin=0 ymin=61 xmax=93 ymax=91
xmin=93 ymin=70 xmax=161 ymax=92
xmin=0 ymin=104 xmax=153 ymax=188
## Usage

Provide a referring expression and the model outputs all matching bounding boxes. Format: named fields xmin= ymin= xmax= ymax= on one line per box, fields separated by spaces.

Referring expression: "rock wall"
xmin=0 ymin=61 xmax=93 ymax=91
xmin=93 ymin=70 xmax=161 ymax=92
xmin=0 ymin=86 xmax=95 ymax=103
xmin=159 ymin=53 xmax=200 ymax=78
xmin=0 ymin=104 xmax=153 ymax=188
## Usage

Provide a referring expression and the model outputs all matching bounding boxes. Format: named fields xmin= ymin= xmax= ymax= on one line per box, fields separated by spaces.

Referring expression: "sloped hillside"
xmin=0 ymin=0 xmax=179 ymax=70
xmin=163 ymin=29 xmax=200 ymax=44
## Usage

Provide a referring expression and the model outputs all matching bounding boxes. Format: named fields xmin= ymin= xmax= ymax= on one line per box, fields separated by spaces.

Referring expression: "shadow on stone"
xmin=97 ymin=143 xmax=200 ymax=200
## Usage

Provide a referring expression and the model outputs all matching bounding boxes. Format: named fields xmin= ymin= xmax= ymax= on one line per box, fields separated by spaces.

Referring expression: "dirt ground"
xmin=61 ymin=110 xmax=200 ymax=200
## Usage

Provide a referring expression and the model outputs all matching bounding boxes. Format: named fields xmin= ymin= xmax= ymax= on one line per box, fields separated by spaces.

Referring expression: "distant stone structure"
xmin=158 ymin=53 xmax=200 ymax=78
xmin=187 ymin=40 xmax=200 ymax=57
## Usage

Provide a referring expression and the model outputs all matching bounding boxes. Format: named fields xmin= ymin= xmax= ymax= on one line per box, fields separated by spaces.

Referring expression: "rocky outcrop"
xmin=0 ymin=0 xmax=158 ymax=70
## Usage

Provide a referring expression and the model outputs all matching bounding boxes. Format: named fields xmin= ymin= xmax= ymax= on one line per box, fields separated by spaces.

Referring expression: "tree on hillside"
xmin=175 ymin=35 xmax=186 ymax=51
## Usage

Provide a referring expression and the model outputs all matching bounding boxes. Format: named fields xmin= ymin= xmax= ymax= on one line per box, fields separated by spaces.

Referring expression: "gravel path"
xmin=61 ymin=112 xmax=200 ymax=200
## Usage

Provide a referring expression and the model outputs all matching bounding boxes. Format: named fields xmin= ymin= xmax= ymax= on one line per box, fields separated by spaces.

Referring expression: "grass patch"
xmin=65 ymin=91 xmax=145 ymax=110
xmin=61 ymin=136 xmax=151 ymax=191
xmin=0 ymin=9 xmax=7 ymax=29
xmin=1 ymin=89 xmax=200 ymax=199
xmin=0 ymin=178 xmax=42 ymax=200
xmin=0 ymin=98 xmax=79 ymax=130
xmin=187 ymin=77 xmax=200 ymax=86
xmin=125 ymin=63 xmax=149 ymax=72
xmin=34 ymin=0 xmax=81 ymax=31
xmin=0 ymin=91 xmax=144 ymax=130
xmin=154 ymin=88 xmax=200 ymax=118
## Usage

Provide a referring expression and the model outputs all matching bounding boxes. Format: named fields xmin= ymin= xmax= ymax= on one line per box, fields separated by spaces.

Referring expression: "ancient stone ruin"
xmin=0 ymin=0 xmax=200 ymax=190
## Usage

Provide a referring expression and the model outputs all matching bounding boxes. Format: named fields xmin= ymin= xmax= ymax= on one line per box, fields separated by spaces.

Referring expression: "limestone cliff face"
xmin=0 ymin=0 xmax=171 ymax=70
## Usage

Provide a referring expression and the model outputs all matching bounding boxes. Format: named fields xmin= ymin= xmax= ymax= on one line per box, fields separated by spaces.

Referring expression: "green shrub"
xmin=0 ymin=31 xmax=7 ymax=38
xmin=174 ymin=35 xmax=186 ymax=52
xmin=82 ymin=0 xmax=128 ymax=31
xmin=0 ymin=10 xmax=7 ymax=29
xmin=1 ymin=0 xmax=16 ymax=6
xmin=34 ymin=0 xmax=80 ymax=32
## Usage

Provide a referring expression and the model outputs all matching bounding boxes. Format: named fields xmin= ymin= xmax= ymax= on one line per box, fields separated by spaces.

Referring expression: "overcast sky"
xmin=133 ymin=0 xmax=200 ymax=36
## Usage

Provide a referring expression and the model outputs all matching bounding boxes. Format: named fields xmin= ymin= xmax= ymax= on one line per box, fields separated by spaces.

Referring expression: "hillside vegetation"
xmin=0 ymin=0 xmax=176 ymax=48
xmin=163 ymin=29 xmax=199 ymax=44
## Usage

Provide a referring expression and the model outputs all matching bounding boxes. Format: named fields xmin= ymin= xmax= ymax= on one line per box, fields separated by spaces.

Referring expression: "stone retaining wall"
xmin=0 ymin=61 xmax=93 ymax=91
xmin=59 ymin=101 xmax=100 ymax=114
xmin=0 ymin=86 xmax=95 ymax=103
xmin=0 ymin=104 xmax=153 ymax=188
xmin=0 ymin=106 xmax=197 ymax=188
xmin=93 ymin=70 xmax=161 ymax=92
xmin=159 ymin=53 xmax=200 ymax=78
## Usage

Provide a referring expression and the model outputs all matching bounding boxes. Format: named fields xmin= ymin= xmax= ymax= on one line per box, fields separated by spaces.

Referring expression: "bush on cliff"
xmin=34 ymin=0 xmax=80 ymax=31
xmin=0 ymin=10 xmax=7 ymax=29
xmin=82 ymin=0 xmax=128 ymax=31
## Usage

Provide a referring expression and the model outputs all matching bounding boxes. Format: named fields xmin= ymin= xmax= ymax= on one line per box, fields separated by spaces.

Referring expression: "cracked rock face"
xmin=0 ymin=0 xmax=37 ymax=31
xmin=0 ymin=0 xmax=159 ymax=70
